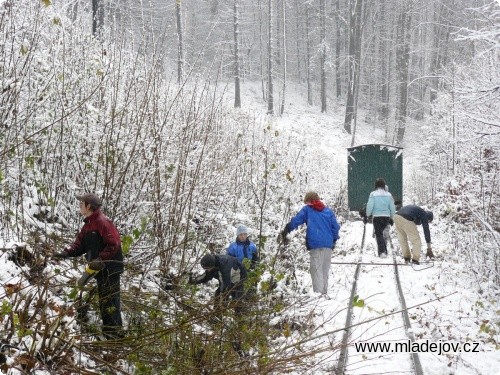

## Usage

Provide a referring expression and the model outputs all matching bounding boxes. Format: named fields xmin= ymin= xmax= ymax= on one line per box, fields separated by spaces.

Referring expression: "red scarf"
xmin=307 ymin=200 xmax=325 ymax=211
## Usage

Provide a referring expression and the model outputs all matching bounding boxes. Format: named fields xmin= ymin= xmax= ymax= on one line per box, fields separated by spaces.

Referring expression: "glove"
xmin=77 ymin=265 xmax=99 ymax=287
xmin=88 ymin=258 xmax=105 ymax=271
xmin=277 ymin=230 xmax=289 ymax=245
xmin=53 ymin=251 xmax=69 ymax=259
xmin=362 ymin=216 xmax=367 ymax=224
xmin=389 ymin=218 xmax=394 ymax=226
xmin=426 ymin=244 xmax=435 ymax=259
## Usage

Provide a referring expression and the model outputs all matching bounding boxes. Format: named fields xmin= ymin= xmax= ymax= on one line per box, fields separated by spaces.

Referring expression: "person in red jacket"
xmin=55 ymin=193 xmax=124 ymax=339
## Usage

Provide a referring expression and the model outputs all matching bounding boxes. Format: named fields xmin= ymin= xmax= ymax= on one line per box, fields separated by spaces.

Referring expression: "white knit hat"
xmin=236 ymin=225 xmax=249 ymax=236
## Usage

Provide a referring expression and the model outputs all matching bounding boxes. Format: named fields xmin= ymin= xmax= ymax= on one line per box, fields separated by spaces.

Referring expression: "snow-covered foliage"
xmin=0 ymin=2 xmax=323 ymax=373
xmin=0 ymin=1 xmax=498 ymax=374
xmin=420 ymin=2 xmax=500 ymax=290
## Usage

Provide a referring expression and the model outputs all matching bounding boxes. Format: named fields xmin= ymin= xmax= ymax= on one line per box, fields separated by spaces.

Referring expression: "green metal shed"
xmin=347 ymin=144 xmax=403 ymax=212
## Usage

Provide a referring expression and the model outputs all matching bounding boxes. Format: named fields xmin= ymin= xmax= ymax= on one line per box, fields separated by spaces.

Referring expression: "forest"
xmin=0 ymin=0 xmax=498 ymax=374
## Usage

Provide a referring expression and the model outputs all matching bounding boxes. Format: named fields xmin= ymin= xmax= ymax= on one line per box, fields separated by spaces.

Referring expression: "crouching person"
xmin=190 ymin=254 xmax=249 ymax=357
xmin=394 ymin=204 xmax=434 ymax=264
xmin=189 ymin=254 xmax=247 ymax=313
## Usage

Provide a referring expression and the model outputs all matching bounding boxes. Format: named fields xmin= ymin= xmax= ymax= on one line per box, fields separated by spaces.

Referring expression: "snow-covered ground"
xmin=1 ymin=81 xmax=499 ymax=374
xmin=281 ymin=220 xmax=500 ymax=375
xmin=250 ymin=83 xmax=500 ymax=375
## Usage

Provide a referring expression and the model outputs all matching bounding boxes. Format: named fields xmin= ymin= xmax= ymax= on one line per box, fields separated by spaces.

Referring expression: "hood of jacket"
xmin=307 ymin=200 xmax=325 ymax=211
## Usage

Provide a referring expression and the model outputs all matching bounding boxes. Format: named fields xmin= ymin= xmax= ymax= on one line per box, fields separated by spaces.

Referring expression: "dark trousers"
xmin=96 ymin=269 xmax=123 ymax=339
xmin=82 ymin=231 xmax=123 ymax=339
xmin=215 ymin=282 xmax=247 ymax=314
xmin=373 ymin=217 xmax=391 ymax=256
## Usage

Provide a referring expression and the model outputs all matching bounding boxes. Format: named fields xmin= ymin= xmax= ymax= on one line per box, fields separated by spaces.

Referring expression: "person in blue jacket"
xmin=394 ymin=205 xmax=434 ymax=264
xmin=366 ymin=178 xmax=396 ymax=258
xmin=227 ymin=225 xmax=259 ymax=269
xmin=279 ymin=191 xmax=341 ymax=296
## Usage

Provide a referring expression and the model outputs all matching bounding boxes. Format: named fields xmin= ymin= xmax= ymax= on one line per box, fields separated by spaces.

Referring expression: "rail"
xmin=335 ymin=223 xmax=424 ymax=375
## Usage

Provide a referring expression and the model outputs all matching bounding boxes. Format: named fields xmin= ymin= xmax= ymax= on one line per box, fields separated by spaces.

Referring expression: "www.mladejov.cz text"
xmin=354 ymin=339 xmax=481 ymax=356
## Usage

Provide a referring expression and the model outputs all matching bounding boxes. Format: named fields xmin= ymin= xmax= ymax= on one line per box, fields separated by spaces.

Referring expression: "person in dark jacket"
xmin=394 ymin=204 xmax=434 ymax=264
xmin=190 ymin=254 xmax=249 ymax=357
xmin=54 ymin=193 xmax=124 ymax=339
xmin=226 ymin=225 xmax=259 ymax=269
xmin=366 ymin=178 xmax=396 ymax=258
xmin=279 ymin=191 xmax=341 ymax=296
xmin=189 ymin=254 xmax=248 ymax=307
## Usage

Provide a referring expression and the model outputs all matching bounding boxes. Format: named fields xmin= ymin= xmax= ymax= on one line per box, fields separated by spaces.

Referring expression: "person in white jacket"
xmin=366 ymin=178 xmax=395 ymax=257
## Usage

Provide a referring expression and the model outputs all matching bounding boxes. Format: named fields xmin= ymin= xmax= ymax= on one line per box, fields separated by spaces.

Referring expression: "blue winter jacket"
xmin=366 ymin=188 xmax=395 ymax=217
xmin=227 ymin=239 xmax=258 ymax=265
xmin=396 ymin=205 xmax=433 ymax=244
xmin=285 ymin=204 xmax=341 ymax=250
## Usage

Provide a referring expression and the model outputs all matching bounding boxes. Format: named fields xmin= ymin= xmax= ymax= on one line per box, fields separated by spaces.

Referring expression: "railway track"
xmin=335 ymin=224 xmax=425 ymax=375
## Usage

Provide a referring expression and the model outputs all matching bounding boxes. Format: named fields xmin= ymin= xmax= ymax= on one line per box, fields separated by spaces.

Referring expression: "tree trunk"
xmin=267 ymin=0 xmax=274 ymax=114
xmin=280 ymin=0 xmax=287 ymax=115
xmin=378 ymin=0 xmax=389 ymax=122
xmin=343 ymin=0 xmax=363 ymax=134
xmin=306 ymin=3 xmax=313 ymax=106
xmin=176 ymin=0 xmax=184 ymax=84
xmin=234 ymin=0 xmax=241 ymax=108
xmin=70 ymin=1 xmax=78 ymax=22
xmin=335 ymin=0 xmax=342 ymax=98
xmin=258 ymin=0 xmax=266 ymax=101
xmin=320 ymin=0 xmax=327 ymax=113
xmin=294 ymin=0 xmax=302 ymax=82
xmin=395 ymin=1 xmax=412 ymax=145
xmin=276 ymin=0 xmax=281 ymax=65
xmin=92 ymin=0 xmax=104 ymax=37
xmin=429 ymin=1 xmax=451 ymax=109
xmin=384 ymin=27 xmax=396 ymax=142
xmin=363 ymin=2 xmax=376 ymax=124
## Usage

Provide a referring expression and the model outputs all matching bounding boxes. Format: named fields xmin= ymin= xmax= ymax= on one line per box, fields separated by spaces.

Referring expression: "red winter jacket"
xmin=66 ymin=210 xmax=122 ymax=262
